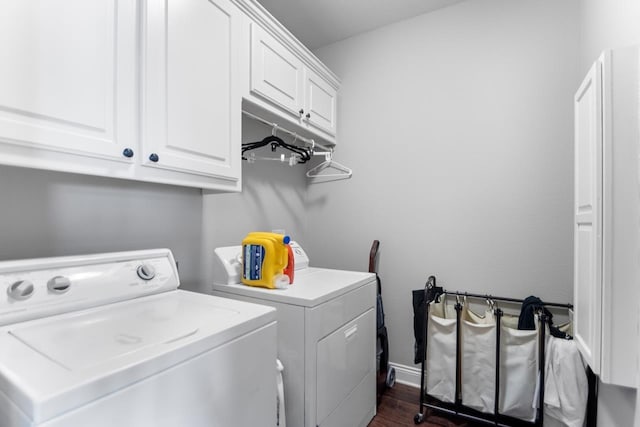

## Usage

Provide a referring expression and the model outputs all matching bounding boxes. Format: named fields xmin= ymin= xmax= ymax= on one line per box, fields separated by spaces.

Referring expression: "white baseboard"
xmin=389 ymin=362 xmax=421 ymax=388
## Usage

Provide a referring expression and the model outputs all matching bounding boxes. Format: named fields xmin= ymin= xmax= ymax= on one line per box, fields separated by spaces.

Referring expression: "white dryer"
xmin=0 ymin=249 xmax=277 ymax=427
xmin=212 ymin=242 xmax=377 ymax=427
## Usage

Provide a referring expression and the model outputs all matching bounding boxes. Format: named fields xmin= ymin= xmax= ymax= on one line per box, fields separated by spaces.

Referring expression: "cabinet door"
xmin=0 ymin=0 xmax=137 ymax=170
xmin=250 ymin=23 xmax=304 ymax=117
xmin=142 ymin=0 xmax=241 ymax=184
xmin=304 ymin=69 xmax=337 ymax=136
xmin=600 ymin=47 xmax=640 ymax=387
xmin=573 ymin=59 xmax=603 ymax=374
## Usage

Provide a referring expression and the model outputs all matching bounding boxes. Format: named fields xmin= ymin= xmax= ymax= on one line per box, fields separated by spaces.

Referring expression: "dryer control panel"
xmin=0 ymin=249 xmax=179 ymax=326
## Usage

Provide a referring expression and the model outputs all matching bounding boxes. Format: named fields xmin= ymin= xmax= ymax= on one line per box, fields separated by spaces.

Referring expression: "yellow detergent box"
xmin=241 ymin=232 xmax=290 ymax=289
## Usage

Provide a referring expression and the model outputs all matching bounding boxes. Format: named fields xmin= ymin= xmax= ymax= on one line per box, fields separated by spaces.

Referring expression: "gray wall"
xmin=578 ymin=0 xmax=640 ymax=424
xmin=0 ymin=165 xmax=204 ymax=290
xmin=309 ymin=0 xmax=579 ymax=369
xmin=579 ymin=0 xmax=640 ymax=73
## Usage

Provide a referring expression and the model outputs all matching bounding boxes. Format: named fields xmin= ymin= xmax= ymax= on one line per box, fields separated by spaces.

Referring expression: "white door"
xmin=573 ymin=59 xmax=603 ymax=374
xmin=142 ymin=0 xmax=241 ymax=182
xmin=0 ymin=0 xmax=137 ymax=168
xmin=304 ymin=69 xmax=337 ymax=136
xmin=250 ymin=23 xmax=304 ymax=118
xmin=598 ymin=47 xmax=640 ymax=387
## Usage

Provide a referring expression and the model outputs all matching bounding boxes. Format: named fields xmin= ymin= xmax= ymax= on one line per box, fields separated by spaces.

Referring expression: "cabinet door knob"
xmin=122 ymin=148 xmax=134 ymax=158
xmin=299 ymin=109 xmax=304 ymax=116
xmin=305 ymin=113 xmax=311 ymax=119
xmin=149 ymin=153 xmax=159 ymax=162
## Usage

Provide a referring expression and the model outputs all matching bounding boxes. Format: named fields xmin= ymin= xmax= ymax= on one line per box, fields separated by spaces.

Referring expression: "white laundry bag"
xmin=498 ymin=316 xmax=539 ymax=422
xmin=460 ymin=303 xmax=496 ymax=414
xmin=425 ymin=295 xmax=457 ymax=403
xmin=543 ymin=334 xmax=588 ymax=427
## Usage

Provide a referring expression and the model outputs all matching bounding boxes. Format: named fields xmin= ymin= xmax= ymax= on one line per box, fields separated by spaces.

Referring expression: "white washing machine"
xmin=212 ymin=242 xmax=377 ymax=427
xmin=0 ymin=249 xmax=277 ymax=427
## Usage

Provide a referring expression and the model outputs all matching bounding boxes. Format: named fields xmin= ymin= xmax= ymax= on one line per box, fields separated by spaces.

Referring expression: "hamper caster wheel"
xmin=386 ymin=366 xmax=396 ymax=387
xmin=414 ymin=413 xmax=424 ymax=424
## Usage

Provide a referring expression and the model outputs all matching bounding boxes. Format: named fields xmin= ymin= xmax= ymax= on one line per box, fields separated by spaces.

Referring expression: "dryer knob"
xmin=47 ymin=276 xmax=71 ymax=294
xmin=137 ymin=264 xmax=156 ymax=281
xmin=7 ymin=280 xmax=35 ymax=300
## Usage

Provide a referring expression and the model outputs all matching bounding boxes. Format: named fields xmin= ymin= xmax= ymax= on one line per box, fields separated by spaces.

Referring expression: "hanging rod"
xmin=242 ymin=110 xmax=333 ymax=153
xmin=437 ymin=290 xmax=573 ymax=310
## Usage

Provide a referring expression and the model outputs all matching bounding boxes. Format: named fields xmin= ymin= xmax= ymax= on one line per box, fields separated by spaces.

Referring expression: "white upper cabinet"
xmin=574 ymin=46 xmax=640 ymax=388
xmin=303 ymin=68 xmax=337 ymax=136
xmin=141 ymin=0 xmax=242 ymax=191
xmin=249 ymin=23 xmax=336 ymax=136
xmin=250 ymin=24 xmax=305 ymax=118
xmin=0 ymin=0 xmax=137 ymax=174
xmin=242 ymin=4 xmax=340 ymax=146
xmin=0 ymin=0 xmax=338 ymax=189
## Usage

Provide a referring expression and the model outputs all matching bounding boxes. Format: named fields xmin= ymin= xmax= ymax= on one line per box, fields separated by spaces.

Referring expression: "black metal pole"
xmin=418 ymin=295 xmax=430 ymax=417
xmin=417 ymin=276 xmax=437 ymax=421
xmin=455 ymin=292 xmax=572 ymax=310
xmin=494 ymin=308 xmax=503 ymax=425
xmin=536 ymin=313 xmax=547 ymax=426
xmin=455 ymin=299 xmax=462 ymax=409
xmin=586 ymin=366 xmax=598 ymax=427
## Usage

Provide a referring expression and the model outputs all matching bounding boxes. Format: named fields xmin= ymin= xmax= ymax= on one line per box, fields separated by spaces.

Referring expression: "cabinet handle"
xmin=122 ymin=148 xmax=134 ymax=158
xmin=299 ymin=108 xmax=304 ymax=116
xmin=149 ymin=153 xmax=159 ymax=162
xmin=305 ymin=113 xmax=311 ymax=119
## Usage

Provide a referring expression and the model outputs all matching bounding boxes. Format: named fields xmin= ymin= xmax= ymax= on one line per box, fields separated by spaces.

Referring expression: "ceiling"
xmin=256 ymin=0 xmax=468 ymax=50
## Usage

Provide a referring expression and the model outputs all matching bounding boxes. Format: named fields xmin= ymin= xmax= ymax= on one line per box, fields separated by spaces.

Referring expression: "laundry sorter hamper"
xmin=412 ymin=276 xmax=587 ymax=427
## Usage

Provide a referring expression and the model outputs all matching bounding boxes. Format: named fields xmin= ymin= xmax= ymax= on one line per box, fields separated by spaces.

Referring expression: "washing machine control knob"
xmin=7 ymin=280 xmax=35 ymax=300
xmin=136 ymin=264 xmax=156 ymax=281
xmin=47 ymin=276 xmax=71 ymax=294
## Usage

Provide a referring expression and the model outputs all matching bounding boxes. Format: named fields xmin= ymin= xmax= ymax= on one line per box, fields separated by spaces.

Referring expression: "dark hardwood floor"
xmin=369 ymin=383 xmax=471 ymax=427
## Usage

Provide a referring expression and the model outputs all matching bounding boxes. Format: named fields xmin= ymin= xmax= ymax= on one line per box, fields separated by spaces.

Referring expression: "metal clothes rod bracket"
xmin=241 ymin=110 xmax=333 ymax=153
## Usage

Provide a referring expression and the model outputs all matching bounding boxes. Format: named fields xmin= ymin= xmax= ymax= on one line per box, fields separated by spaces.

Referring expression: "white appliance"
xmin=0 ymin=249 xmax=277 ymax=427
xmin=212 ymin=242 xmax=377 ymax=427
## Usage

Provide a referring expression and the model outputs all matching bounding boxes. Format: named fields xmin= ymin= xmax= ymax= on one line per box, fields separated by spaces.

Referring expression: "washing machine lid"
xmin=211 ymin=267 xmax=376 ymax=307
xmin=0 ymin=290 xmax=275 ymax=424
